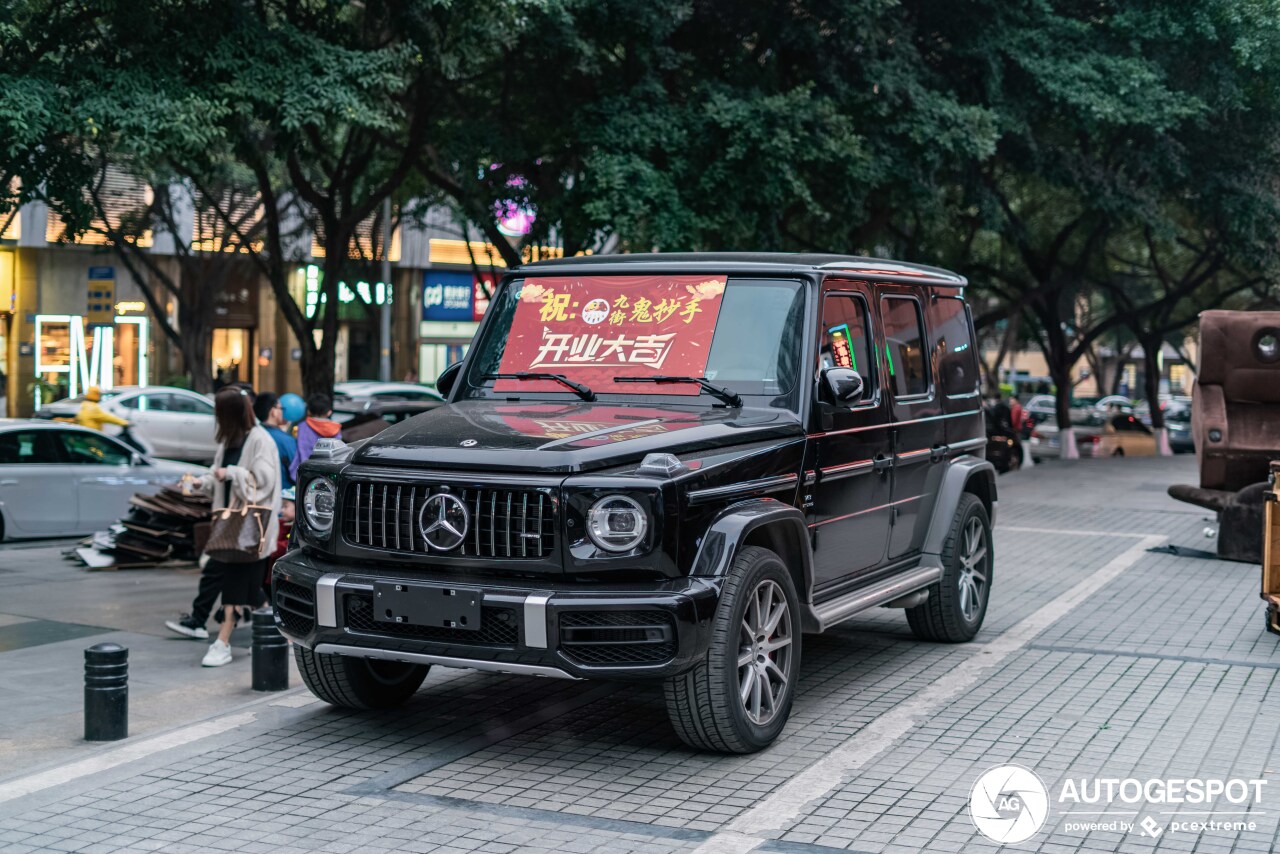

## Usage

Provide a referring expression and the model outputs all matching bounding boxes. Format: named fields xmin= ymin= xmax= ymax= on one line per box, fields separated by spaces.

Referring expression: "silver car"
xmin=0 ymin=420 xmax=205 ymax=540
xmin=35 ymin=385 xmax=218 ymax=463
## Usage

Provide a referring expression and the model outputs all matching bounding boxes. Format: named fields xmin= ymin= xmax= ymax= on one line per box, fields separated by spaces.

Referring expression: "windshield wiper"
xmin=614 ymin=375 xmax=743 ymax=407
xmin=483 ymin=372 xmax=596 ymax=402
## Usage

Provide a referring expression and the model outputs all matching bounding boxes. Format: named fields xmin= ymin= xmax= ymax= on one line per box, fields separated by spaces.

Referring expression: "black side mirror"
xmin=436 ymin=362 xmax=463 ymax=398
xmin=823 ymin=368 xmax=864 ymax=405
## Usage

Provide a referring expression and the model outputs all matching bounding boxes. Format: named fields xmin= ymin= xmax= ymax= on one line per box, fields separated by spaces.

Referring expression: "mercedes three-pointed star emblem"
xmin=418 ymin=492 xmax=470 ymax=551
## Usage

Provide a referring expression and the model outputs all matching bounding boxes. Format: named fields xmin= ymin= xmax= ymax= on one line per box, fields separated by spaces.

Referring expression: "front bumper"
xmin=271 ymin=549 xmax=722 ymax=681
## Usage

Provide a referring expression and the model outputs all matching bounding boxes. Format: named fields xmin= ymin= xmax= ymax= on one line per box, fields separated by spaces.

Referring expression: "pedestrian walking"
xmin=164 ymin=388 xmax=281 ymax=666
xmin=253 ymin=392 xmax=298 ymax=490
xmin=289 ymin=393 xmax=342 ymax=482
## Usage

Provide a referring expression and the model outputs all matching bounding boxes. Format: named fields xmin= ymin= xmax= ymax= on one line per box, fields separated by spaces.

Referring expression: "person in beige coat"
xmin=193 ymin=388 xmax=282 ymax=667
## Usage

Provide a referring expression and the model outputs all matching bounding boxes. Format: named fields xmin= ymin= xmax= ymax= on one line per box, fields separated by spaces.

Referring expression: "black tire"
xmin=294 ymin=646 xmax=429 ymax=709
xmin=664 ymin=545 xmax=801 ymax=754
xmin=907 ymin=494 xmax=992 ymax=643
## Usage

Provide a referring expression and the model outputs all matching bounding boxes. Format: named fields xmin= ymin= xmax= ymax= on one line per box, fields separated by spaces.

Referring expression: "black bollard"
xmin=84 ymin=643 xmax=128 ymax=741
xmin=251 ymin=608 xmax=289 ymax=691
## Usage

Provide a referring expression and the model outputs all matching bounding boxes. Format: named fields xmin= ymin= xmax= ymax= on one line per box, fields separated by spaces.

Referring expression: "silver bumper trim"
xmin=314 ymin=573 xmax=343 ymax=627
xmin=312 ymin=643 xmax=579 ymax=680
xmin=523 ymin=593 xmax=552 ymax=649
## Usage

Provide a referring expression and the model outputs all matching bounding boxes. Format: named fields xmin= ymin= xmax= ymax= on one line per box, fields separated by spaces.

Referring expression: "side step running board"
xmin=810 ymin=565 xmax=942 ymax=632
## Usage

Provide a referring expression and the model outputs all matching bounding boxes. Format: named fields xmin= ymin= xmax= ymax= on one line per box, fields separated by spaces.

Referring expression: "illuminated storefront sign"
xmin=300 ymin=264 xmax=387 ymax=320
xmin=33 ymin=314 xmax=149 ymax=408
xmin=422 ymin=271 xmax=492 ymax=322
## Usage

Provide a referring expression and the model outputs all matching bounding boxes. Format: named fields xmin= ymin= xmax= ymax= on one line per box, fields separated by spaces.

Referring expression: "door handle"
xmin=873 ymin=454 xmax=893 ymax=473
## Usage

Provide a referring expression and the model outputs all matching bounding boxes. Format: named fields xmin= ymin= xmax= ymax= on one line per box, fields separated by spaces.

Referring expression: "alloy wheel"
xmin=957 ymin=517 xmax=988 ymax=623
xmin=737 ymin=579 xmax=793 ymax=725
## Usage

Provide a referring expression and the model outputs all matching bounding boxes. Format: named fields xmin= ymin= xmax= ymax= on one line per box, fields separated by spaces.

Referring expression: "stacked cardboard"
xmin=71 ymin=486 xmax=212 ymax=570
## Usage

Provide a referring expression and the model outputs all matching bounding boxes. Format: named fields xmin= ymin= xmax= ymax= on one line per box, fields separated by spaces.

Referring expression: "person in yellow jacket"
xmin=74 ymin=387 xmax=131 ymax=432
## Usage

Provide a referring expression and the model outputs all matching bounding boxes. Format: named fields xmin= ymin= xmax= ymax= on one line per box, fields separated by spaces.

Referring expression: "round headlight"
xmin=303 ymin=478 xmax=336 ymax=534
xmin=586 ymin=495 xmax=649 ymax=553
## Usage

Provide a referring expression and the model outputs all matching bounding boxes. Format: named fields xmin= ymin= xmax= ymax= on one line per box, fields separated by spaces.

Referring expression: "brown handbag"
xmin=205 ymin=471 xmax=271 ymax=563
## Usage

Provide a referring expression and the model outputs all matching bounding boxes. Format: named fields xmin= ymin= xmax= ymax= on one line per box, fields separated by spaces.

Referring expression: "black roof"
xmin=518 ymin=252 xmax=966 ymax=287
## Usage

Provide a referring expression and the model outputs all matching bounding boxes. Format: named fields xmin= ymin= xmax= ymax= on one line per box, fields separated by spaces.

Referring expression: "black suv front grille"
xmin=274 ymin=579 xmax=315 ymax=636
xmin=342 ymin=481 xmax=555 ymax=559
xmin=558 ymin=610 xmax=677 ymax=666
xmin=344 ymin=594 xmax=519 ymax=647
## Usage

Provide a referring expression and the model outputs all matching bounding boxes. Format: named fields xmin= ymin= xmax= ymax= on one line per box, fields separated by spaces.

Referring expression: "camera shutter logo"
xmin=969 ymin=764 xmax=1050 ymax=844
xmin=418 ymin=492 xmax=470 ymax=551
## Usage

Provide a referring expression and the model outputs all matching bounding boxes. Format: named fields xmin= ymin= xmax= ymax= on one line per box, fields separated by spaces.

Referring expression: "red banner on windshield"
xmin=495 ymin=275 xmax=727 ymax=395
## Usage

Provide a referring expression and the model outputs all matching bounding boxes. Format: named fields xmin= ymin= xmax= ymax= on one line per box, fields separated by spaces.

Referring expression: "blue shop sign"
xmin=423 ymin=271 xmax=475 ymax=321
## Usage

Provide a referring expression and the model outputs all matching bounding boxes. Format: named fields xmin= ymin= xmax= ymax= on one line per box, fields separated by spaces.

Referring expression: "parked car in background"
xmin=332 ymin=398 xmax=444 ymax=443
xmin=0 ymin=420 xmax=204 ymax=540
xmin=35 ymin=386 xmax=218 ymax=463
xmin=332 ymin=382 xmax=444 ymax=403
xmin=1025 ymin=416 xmax=1102 ymax=460
xmin=1086 ymin=414 xmax=1157 ymax=457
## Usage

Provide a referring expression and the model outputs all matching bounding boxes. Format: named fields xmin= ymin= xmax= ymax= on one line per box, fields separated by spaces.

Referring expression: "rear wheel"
xmin=664 ymin=546 xmax=801 ymax=753
xmin=295 ymin=646 xmax=429 ymax=709
xmin=907 ymin=494 xmax=992 ymax=642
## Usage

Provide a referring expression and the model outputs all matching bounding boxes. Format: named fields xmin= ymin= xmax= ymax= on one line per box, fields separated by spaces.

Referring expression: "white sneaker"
xmin=201 ymin=640 xmax=232 ymax=667
xmin=165 ymin=617 xmax=208 ymax=640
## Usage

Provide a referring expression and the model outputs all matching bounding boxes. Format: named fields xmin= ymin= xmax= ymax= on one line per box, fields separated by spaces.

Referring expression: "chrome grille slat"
xmin=344 ymin=480 xmax=552 ymax=559
xmin=393 ymin=486 xmax=401 ymax=550
xmin=380 ymin=485 xmax=388 ymax=548
xmin=520 ymin=493 xmax=528 ymax=558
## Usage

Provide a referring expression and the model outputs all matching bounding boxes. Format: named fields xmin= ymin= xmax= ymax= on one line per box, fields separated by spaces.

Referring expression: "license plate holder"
xmin=373 ymin=581 xmax=482 ymax=631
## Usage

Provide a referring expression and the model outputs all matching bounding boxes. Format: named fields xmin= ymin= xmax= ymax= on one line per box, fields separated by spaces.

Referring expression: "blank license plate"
xmin=373 ymin=582 xmax=481 ymax=631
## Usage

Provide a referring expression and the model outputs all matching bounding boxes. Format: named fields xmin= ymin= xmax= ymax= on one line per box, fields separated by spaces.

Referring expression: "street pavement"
xmin=1 ymin=454 xmax=1277 ymax=853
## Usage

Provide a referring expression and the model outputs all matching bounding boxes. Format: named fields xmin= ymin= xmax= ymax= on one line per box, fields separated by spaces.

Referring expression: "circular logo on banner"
xmin=581 ymin=298 xmax=610 ymax=325
xmin=969 ymin=764 xmax=1050 ymax=844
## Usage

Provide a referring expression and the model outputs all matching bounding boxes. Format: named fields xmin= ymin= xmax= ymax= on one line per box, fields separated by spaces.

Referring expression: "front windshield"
xmin=464 ymin=276 xmax=806 ymax=406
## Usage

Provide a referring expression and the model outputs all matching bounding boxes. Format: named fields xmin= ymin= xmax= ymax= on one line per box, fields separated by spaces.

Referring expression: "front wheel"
xmin=295 ymin=646 xmax=429 ymax=709
xmin=907 ymin=494 xmax=992 ymax=642
xmin=664 ymin=545 xmax=801 ymax=754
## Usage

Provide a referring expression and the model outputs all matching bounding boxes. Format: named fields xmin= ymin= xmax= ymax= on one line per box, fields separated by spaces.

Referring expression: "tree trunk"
xmin=1141 ymin=337 xmax=1163 ymax=427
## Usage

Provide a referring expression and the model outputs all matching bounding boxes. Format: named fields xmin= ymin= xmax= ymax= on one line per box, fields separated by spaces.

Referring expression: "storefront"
xmin=419 ymin=269 xmax=491 ymax=381
xmin=32 ymin=312 xmax=149 ymax=406
xmin=292 ymin=264 xmax=390 ymax=383
xmin=210 ymin=270 xmax=258 ymax=388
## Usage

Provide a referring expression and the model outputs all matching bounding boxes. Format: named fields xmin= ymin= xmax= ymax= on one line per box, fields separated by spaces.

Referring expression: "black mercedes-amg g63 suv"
xmin=276 ymin=253 xmax=996 ymax=753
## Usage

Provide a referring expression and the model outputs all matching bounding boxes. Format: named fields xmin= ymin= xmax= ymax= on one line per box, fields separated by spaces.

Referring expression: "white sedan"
xmin=36 ymin=386 xmax=218 ymax=463
xmin=0 ymin=421 xmax=205 ymax=540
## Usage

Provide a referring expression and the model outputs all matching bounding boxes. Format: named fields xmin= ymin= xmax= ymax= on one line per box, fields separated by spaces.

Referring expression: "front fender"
xmin=689 ymin=497 xmax=813 ymax=598
xmin=922 ymin=456 xmax=997 ymax=557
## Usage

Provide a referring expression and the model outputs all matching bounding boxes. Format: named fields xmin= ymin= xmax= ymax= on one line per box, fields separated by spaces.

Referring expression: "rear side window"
xmin=820 ymin=293 xmax=875 ymax=397
xmin=930 ymin=296 xmax=979 ymax=397
xmin=880 ymin=296 xmax=930 ymax=398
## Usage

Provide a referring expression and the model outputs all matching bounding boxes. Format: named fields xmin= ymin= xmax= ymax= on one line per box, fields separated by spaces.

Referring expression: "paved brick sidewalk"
xmin=1 ymin=455 xmax=1276 ymax=853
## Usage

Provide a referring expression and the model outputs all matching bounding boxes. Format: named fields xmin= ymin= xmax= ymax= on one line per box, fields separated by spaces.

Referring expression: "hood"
xmin=351 ymin=400 xmax=804 ymax=473
xmin=305 ymin=417 xmax=343 ymax=439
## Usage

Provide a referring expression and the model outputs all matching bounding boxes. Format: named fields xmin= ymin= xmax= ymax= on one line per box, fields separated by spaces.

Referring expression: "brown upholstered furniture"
xmin=1192 ymin=311 xmax=1280 ymax=492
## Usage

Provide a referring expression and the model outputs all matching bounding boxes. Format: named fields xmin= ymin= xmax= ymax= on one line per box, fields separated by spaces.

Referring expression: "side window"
xmin=0 ymin=431 xmax=64 ymax=464
xmin=930 ymin=297 xmax=979 ymax=397
xmin=144 ymin=394 xmax=175 ymax=412
xmin=58 ymin=431 xmax=132 ymax=465
xmin=118 ymin=396 xmax=139 ymax=410
xmin=820 ymin=293 xmax=875 ymax=399
xmin=880 ymin=296 xmax=930 ymax=398
xmin=168 ymin=394 xmax=208 ymax=414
